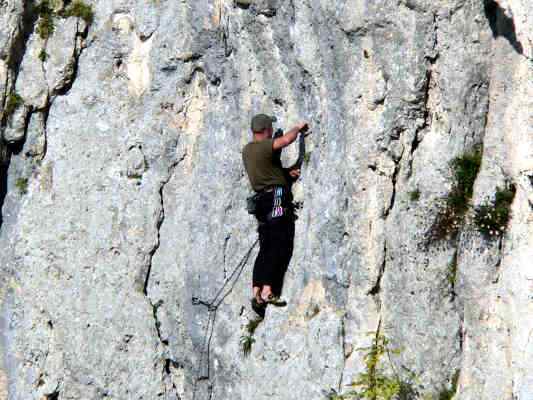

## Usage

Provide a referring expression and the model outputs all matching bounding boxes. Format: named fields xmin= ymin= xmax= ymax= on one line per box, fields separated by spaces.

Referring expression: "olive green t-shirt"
xmin=242 ymin=138 xmax=288 ymax=192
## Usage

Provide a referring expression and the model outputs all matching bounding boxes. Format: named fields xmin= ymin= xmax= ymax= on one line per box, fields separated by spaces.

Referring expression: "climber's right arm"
xmin=272 ymin=122 xmax=308 ymax=150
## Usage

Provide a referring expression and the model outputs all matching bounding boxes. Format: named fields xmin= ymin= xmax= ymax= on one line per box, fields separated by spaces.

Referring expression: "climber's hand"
xmin=289 ymin=169 xmax=301 ymax=179
xmin=298 ymin=122 xmax=309 ymax=133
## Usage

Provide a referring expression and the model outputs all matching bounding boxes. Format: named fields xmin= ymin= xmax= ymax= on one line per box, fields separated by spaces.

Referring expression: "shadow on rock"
xmin=484 ymin=0 xmax=524 ymax=55
xmin=0 ymin=146 xmax=11 ymax=229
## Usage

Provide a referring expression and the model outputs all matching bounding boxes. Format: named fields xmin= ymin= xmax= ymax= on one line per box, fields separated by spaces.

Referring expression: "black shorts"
xmin=252 ymin=216 xmax=295 ymax=295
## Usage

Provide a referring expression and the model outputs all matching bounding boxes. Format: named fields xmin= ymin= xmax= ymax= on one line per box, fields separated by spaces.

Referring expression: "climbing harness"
xmin=246 ymin=128 xmax=308 ymax=216
xmin=190 ymin=239 xmax=259 ymax=400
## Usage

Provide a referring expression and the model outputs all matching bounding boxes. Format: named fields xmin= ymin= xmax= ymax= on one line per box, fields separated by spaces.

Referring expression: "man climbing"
xmin=242 ymin=114 xmax=309 ymax=316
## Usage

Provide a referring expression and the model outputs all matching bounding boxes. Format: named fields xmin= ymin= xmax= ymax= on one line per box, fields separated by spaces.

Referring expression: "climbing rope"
xmin=191 ymin=238 xmax=259 ymax=400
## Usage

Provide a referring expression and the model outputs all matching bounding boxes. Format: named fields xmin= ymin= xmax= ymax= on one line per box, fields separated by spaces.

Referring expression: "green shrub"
xmin=409 ymin=189 xmax=420 ymax=202
xmin=3 ymin=92 xmax=23 ymax=118
xmin=349 ymin=333 xmax=402 ymax=400
xmin=429 ymin=147 xmax=482 ymax=241
xmin=304 ymin=152 xmax=312 ymax=164
xmin=36 ymin=0 xmax=55 ymax=39
xmin=38 ymin=49 xmax=48 ymax=62
xmin=62 ymin=1 xmax=94 ymax=25
xmin=474 ymin=185 xmax=515 ymax=240
xmin=15 ymin=178 xmax=28 ymax=194
xmin=331 ymin=331 xmax=418 ymax=400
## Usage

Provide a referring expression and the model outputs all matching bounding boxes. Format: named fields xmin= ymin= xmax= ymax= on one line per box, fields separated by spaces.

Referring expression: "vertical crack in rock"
xmin=367 ymin=242 xmax=387 ymax=310
xmin=409 ymin=13 xmax=438 ymax=176
xmin=222 ymin=233 xmax=231 ymax=278
xmin=6 ymin=1 xmax=38 ymax=85
xmin=162 ymin=359 xmax=182 ymax=399
xmin=0 ymin=1 xmax=39 ymax=228
xmin=0 ymin=161 xmax=7 ymax=227
xmin=40 ymin=104 xmax=51 ymax=160
xmin=337 ymin=316 xmax=347 ymax=393
xmin=53 ymin=19 xmax=89 ymax=97
xmin=143 ymin=153 xmax=186 ymax=296
xmin=491 ymin=234 xmax=506 ymax=284
xmin=143 ymin=153 xmax=187 ymax=354
xmin=217 ymin=1 xmax=232 ymax=58
xmin=38 ymin=17 xmax=91 ymax=161
xmin=151 ymin=299 xmax=167 ymax=345
xmin=458 ymin=317 xmax=465 ymax=353
xmin=383 ymin=155 xmax=402 ymax=219
xmin=139 ymin=151 xmax=187 ymax=396
xmin=411 ymin=62 xmax=434 ymax=158
xmin=449 ymin=249 xmax=458 ymax=301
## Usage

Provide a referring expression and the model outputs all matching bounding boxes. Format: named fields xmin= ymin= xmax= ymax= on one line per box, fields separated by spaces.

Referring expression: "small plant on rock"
xmin=62 ymin=1 xmax=95 ymax=25
xmin=240 ymin=334 xmax=255 ymax=357
xmin=38 ymin=49 xmax=49 ymax=62
xmin=15 ymin=177 xmax=28 ymax=194
xmin=330 ymin=329 xmax=418 ymax=400
xmin=350 ymin=332 xmax=402 ymax=400
xmin=36 ymin=0 xmax=56 ymax=39
xmin=409 ymin=189 xmax=421 ymax=202
xmin=3 ymin=92 xmax=23 ymax=119
xmin=240 ymin=317 xmax=262 ymax=357
xmin=473 ymin=184 xmax=515 ymax=240
xmin=429 ymin=147 xmax=482 ymax=242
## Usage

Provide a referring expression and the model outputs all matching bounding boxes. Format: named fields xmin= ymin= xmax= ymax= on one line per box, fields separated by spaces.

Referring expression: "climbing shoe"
xmin=251 ymin=297 xmax=266 ymax=318
xmin=264 ymin=295 xmax=287 ymax=307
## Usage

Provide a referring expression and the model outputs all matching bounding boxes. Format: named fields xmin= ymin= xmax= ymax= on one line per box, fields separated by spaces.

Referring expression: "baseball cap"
xmin=251 ymin=114 xmax=277 ymax=132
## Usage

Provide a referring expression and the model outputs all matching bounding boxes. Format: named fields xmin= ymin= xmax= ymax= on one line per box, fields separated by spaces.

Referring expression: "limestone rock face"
xmin=0 ymin=1 xmax=531 ymax=399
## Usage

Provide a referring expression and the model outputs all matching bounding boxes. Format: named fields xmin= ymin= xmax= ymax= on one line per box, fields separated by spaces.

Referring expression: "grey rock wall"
xmin=0 ymin=0 xmax=531 ymax=399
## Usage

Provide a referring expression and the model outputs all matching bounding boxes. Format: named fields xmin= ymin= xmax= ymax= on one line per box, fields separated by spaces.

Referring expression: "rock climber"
xmin=242 ymin=114 xmax=309 ymax=316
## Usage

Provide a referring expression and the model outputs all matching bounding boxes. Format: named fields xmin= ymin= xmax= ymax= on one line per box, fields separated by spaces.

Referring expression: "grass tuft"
xmin=240 ymin=317 xmax=263 ymax=357
xmin=240 ymin=334 xmax=255 ymax=357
